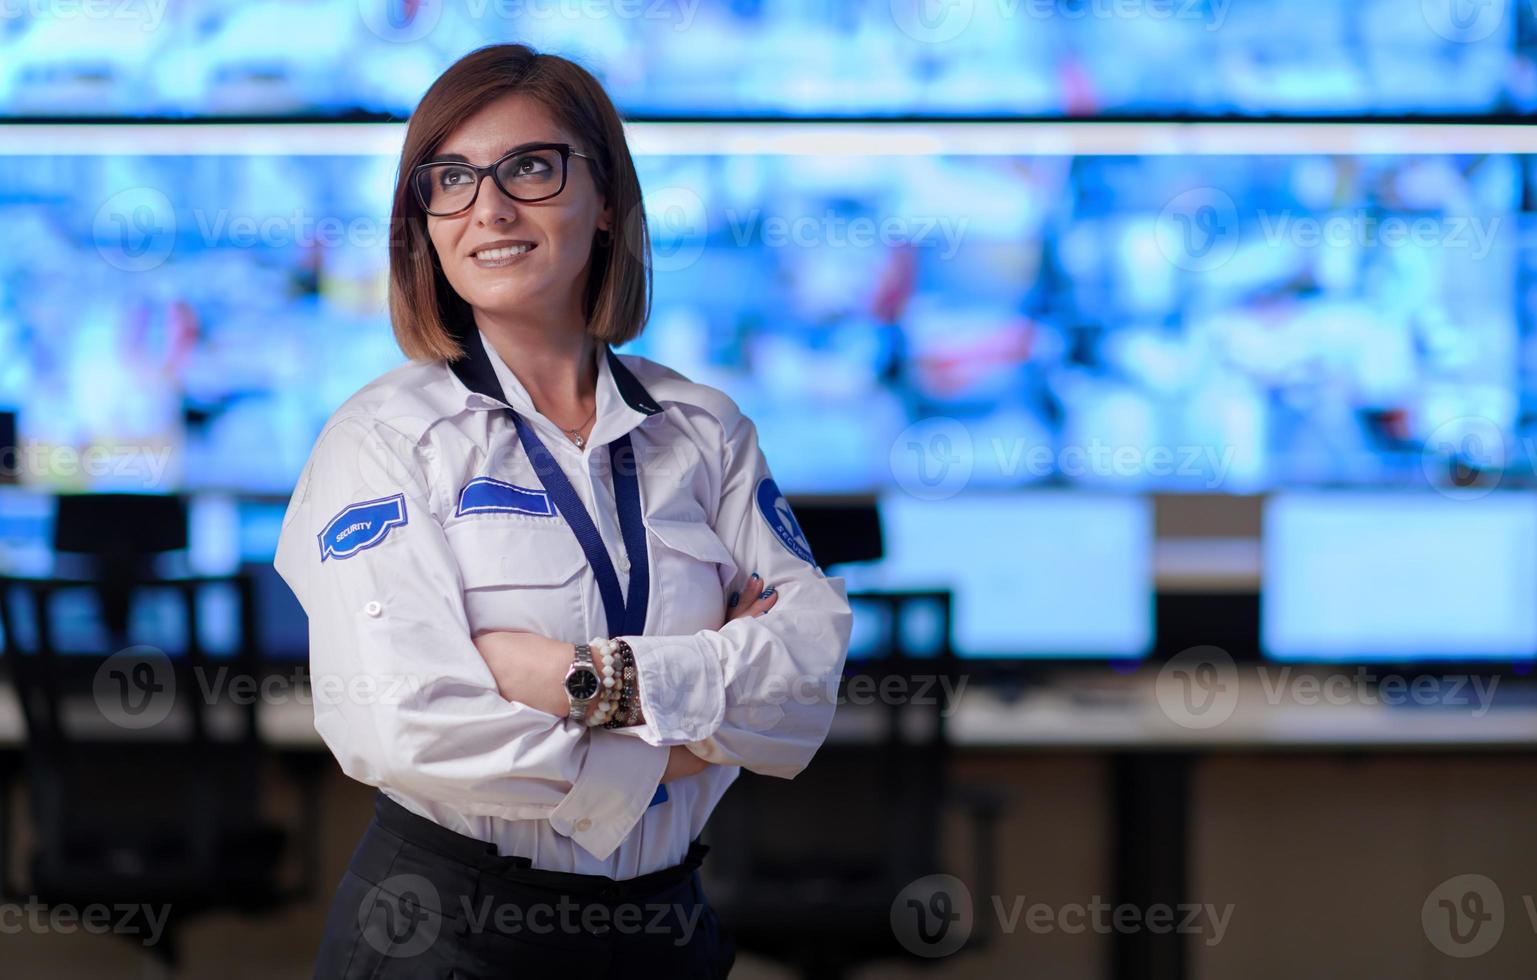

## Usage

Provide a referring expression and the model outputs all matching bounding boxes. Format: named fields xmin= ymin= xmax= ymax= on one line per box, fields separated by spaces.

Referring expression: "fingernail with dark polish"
xmin=728 ymin=592 xmax=739 ymax=608
xmin=760 ymin=588 xmax=774 ymax=600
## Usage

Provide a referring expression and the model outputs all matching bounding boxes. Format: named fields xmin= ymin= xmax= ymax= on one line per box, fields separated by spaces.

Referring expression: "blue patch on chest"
xmin=455 ymin=477 xmax=556 ymax=518
xmin=755 ymin=476 xmax=816 ymax=565
xmin=318 ymin=494 xmax=407 ymax=561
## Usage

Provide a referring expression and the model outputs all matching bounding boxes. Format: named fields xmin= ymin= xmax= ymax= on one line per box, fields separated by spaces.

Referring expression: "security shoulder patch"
xmin=455 ymin=477 xmax=556 ymax=518
xmin=755 ymin=476 xmax=816 ymax=565
xmin=318 ymin=493 xmax=408 ymax=561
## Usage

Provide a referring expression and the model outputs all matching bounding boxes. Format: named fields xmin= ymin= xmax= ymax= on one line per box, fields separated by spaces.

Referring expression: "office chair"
xmin=0 ymin=493 xmax=321 ymax=975
xmin=702 ymin=588 xmax=1005 ymax=980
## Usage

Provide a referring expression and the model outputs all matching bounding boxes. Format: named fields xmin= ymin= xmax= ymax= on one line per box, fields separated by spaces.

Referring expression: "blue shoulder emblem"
xmin=318 ymin=493 xmax=407 ymax=561
xmin=455 ymin=477 xmax=555 ymax=518
xmin=755 ymin=477 xmax=816 ymax=565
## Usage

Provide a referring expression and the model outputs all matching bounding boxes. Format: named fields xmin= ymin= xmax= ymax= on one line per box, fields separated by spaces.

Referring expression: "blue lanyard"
xmin=509 ymin=411 xmax=649 ymax=638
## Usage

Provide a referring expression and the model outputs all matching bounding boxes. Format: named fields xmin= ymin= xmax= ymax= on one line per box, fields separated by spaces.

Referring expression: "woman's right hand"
xmin=725 ymin=572 xmax=778 ymax=622
xmin=652 ymin=574 xmax=778 ymax=784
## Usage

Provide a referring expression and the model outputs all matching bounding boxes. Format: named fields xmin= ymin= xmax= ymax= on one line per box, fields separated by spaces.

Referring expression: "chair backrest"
xmin=0 ymin=571 xmax=269 ymax=883
xmin=50 ymin=493 xmax=189 ymax=643
xmin=0 ymin=572 xmax=263 ymax=749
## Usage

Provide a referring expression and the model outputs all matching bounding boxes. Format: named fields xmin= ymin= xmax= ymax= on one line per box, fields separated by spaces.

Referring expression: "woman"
xmin=273 ymin=44 xmax=853 ymax=978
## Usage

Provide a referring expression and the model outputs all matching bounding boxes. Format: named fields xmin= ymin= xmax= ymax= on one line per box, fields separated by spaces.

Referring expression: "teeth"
xmin=476 ymin=244 xmax=533 ymax=259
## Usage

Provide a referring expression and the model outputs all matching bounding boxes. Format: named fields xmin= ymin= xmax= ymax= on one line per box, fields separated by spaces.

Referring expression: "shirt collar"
xmin=447 ymin=326 xmax=661 ymax=449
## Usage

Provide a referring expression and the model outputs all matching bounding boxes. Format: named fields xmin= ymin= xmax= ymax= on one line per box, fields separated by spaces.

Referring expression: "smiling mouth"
xmin=471 ymin=243 xmax=537 ymax=268
xmin=473 ymin=243 xmax=536 ymax=260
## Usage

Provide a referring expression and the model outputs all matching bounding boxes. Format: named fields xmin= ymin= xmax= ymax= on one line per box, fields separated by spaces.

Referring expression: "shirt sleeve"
xmin=616 ymin=405 xmax=853 ymax=778
xmin=273 ymin=415 xmax=667 ymax=860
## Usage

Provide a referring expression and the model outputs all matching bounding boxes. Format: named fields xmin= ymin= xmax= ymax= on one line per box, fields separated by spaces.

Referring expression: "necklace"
xmin=560 ymin=403 xmax=598 ymax=448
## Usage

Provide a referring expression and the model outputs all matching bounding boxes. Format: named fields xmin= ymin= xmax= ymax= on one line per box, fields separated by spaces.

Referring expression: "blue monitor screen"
xmin=1 ymin=0 xmax=1533 ymax=118
xmin=0 ymin=143 xmax=1530 ymax=497
xmin=1262 ymin=491 xmax=1537 ymax=662
xmin=835 ymin=491 xmax=1155 ymax=658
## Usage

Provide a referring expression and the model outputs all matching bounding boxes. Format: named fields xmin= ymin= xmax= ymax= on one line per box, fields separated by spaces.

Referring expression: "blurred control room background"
xmin=4 ymin=1 xmax=1537 ymax=977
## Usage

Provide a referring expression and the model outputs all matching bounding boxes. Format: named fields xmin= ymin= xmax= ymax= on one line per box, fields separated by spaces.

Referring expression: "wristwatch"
xmin=564 ymin=644 xmax=601 ymax=722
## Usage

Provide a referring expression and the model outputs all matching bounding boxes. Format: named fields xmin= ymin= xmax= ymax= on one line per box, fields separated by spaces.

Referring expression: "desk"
xmin=3 ymin=667 xmax=1535 ymax=980
xmin=825 ymin=665 xmax=1537 ymax=980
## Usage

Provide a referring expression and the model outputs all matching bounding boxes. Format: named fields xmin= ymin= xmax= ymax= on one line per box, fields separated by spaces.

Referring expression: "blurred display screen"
xmin=835 ymin=491 xmax=1155 ymax=658
xmin=1 ymin=0 xmax=1535 ymax=119
xmin=0 ymin=146 xmax=1530 ymax=497
xmin=1262 ymin=491 xmax=1537 ymax=661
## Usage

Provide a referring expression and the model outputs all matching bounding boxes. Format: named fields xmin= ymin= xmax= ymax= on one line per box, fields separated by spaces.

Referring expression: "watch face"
xmin=565 ymin=668 xmax=600 ymax=701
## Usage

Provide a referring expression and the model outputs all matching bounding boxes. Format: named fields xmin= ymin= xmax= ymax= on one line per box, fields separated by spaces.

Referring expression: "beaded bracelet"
xmin=602 ymin=639 xmax=637 ymax=730
xmin=587 ymin=640 xmax=622 ymax=727
xmin=618 ymin=640 xmax=642 ymax=727
xmin=585 ymin=637 xmax=638 ymax=729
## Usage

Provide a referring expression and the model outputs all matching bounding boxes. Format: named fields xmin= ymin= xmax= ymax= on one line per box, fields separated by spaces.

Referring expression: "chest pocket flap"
xmin=646 ymin=517 xmax=737 ymax=568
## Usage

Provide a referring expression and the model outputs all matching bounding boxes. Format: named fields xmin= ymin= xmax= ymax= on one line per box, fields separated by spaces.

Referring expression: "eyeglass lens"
xmin=417 ymin=147 xmax=566 ymax=214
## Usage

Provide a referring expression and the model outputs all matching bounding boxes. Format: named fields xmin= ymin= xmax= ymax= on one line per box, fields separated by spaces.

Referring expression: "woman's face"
xmin=424 ymin=93 xmax=611 ymax=324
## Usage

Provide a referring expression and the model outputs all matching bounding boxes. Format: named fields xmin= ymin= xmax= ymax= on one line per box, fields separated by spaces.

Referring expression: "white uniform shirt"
xmin=273 ymin=328 xmax=853 ymax=878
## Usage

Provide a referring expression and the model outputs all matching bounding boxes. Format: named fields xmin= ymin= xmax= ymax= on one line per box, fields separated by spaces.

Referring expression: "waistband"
xmin=372 ymin=790 xmax=710 ymax=899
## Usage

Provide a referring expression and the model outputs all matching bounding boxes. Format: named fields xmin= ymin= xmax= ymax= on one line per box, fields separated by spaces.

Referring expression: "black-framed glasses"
xmin=411 ymin=142 xmax=593 ymax=216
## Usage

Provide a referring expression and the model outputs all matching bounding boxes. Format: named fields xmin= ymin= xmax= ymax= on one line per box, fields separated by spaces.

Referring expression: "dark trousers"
xmin=314 ymin=792 xmax=736 ymax=979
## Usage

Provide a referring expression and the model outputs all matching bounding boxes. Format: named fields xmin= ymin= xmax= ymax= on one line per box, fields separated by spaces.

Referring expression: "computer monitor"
xmin=1262 ymin=491 xmax=1537 ymax=663
xmin=835 ymin=490 xmax=1154 ymax=659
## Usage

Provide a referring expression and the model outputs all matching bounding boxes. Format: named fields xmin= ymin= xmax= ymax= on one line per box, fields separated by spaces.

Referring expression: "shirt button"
xmin=575 ymin=817 xmax=592 ymax=832
xmin=364 ymin=601 xmax=383 ymax=618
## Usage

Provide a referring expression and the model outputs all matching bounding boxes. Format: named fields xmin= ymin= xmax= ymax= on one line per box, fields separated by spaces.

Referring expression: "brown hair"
xmin=388 ymin=44 xmax=651 ymax=362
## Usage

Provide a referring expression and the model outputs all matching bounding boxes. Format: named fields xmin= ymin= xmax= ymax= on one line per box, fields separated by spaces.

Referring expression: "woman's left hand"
xmin=472 ymin=630 xmax=572 ymax=718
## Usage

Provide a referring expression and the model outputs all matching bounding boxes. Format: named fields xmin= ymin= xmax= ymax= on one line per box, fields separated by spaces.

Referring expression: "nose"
xmin=470 ymin=172 xmax=519 ymax=227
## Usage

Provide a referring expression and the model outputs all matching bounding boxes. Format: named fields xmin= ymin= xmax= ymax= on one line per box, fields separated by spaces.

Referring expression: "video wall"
xmin=1 ymin=0 xmax=1535 ymax=119
xmin=0 ymin=146 xmax=1529 ymax=496
xmin=6 ymin=6 xmax=1536 ymax=663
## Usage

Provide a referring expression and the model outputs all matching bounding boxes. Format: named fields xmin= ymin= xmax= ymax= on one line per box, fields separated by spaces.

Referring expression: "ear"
xmin=597 ymin=201 xmax=613 ymax=235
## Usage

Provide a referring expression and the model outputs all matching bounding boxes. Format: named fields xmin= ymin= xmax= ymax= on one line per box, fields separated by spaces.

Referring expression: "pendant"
xmin=570 ymin=431 xmax=585 ymax=449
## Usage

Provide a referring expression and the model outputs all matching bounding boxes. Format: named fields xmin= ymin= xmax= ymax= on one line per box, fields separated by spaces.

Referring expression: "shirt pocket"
xmin=646 ymin=516 xmax=738 ymax=634
xmin=447 ymin=522 xmax=588 ymax=640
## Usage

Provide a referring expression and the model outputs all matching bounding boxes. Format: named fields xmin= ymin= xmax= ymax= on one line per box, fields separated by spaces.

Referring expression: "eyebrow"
xmin=426 ymin=141 xmax=562 ymax=165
